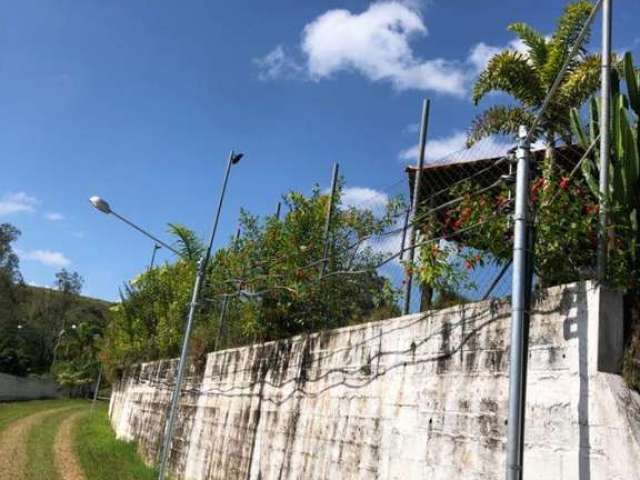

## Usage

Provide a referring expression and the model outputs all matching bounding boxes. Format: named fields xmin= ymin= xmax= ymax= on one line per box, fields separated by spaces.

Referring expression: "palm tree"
xmin=468 ymin=0 xmax=601 ymax=163
xmin=167 ymin=223 xmax=204 ymax=262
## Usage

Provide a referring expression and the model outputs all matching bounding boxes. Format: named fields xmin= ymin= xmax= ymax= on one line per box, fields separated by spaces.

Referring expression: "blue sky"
xmin=1 ymin=0 xmax=638 ymax=301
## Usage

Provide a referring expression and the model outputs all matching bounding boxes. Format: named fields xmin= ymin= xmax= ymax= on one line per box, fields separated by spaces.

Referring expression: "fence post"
xmin=505 ymin=125 xmax=532 ymax=480
xmin=320 ymin=163 xmax=340 ymax=279
xmin=597 ymin=0 xmax=612 ymax=282
xmin=403 ymin=99 xmax=430 ymax=315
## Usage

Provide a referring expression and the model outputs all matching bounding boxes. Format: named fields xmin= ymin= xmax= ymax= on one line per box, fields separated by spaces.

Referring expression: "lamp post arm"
xmin=110 ymin=211 xmax=181 ymax=256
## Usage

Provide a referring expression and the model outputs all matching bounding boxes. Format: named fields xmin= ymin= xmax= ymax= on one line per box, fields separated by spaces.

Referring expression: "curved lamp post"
xmin=157 ymin=150 xmax=243 ymax=480
xmin=89 ymin=196 xmax=181 ymax=257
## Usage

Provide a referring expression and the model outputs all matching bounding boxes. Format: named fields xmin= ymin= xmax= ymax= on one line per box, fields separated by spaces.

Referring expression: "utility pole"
xmin=403 ymin=99 xmax=430 ymax=315
xmin=320 ymin=163 xmax=339 ymax=278
xmin=505 ymin=126 xmax=532 ymax=480
xmin=598 ymin=0 xmax=612 ymax=282
xmin=157 ymin=151 xmax=243 ymax=480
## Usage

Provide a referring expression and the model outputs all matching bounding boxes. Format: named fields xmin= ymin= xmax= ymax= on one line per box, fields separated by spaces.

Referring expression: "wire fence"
xmin=112 ymin=0 xmax=630 ymax=366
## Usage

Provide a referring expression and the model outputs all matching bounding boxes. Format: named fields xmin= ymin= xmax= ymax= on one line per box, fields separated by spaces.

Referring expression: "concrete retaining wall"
xmin=0 ymin=372 xmax=62 ymax=401
xmin=109 ymin=282 xmax=640 ymax=479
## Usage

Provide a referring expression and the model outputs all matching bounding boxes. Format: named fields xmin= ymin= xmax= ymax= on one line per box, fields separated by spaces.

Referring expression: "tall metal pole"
xmin=505 ymin=126 xmax=532 ymax=480
xmin=216 ymin=223 xmax=242 ymax=351
xmin=275 ymin=201 xmax=282 ymax=220
xmin=403 ymin=99 xmax=430 ymax=315
xmin=215 ymin=296 xmax=229 ymax=350
xmin=399 ymin=208 xmax=410 ymax=262
xmin=597 ymin=0 xmax=612 ymax=282
xmin=158 ymin=150 xmax=243 ymax=480
xmin=320 ymin=163 xmax=339 ymax=278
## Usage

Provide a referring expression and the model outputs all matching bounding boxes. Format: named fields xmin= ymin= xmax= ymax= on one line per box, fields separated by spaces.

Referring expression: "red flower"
xmin=559 ymin=177 xmax=570 ymax=190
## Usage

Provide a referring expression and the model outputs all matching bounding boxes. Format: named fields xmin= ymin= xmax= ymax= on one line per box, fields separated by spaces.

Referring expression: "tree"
xmin=102 ymin=182 xmax=404 ymax=376
xmin=0 ymin=223 xmax=27 ymax=375
xmin=468 ymin=0 xmax=601 ymax=163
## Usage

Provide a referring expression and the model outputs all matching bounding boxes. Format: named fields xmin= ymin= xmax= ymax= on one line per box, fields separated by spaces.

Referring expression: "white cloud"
xmin=468 ymin=42 xmax=503 ymax=72
xmin=301 ymin=2 xmax=466 ymax=95
xmin=341 ymin=187 xmax=389 ymax=213
xmin=44 ymin=212 xmax=64 ymax=222
xmin=468 ymin=38 xmax=535 ymax=74
xmin=17 ymin=249 xmax=71 ymax=268
xmin=399 ymin=131 xmax=467 ymax=162
xmin=0 ymin=192 xmax=38 ymax=216
xmin=256 ymin=2 xmax=542 ymax=96
xmin=254 ymin=45 xmax=303 ymax=80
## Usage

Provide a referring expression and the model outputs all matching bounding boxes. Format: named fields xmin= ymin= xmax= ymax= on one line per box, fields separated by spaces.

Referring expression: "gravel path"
xmin=0 ymin=407 xmax=66 ymax=480
xmin=54 ymin=410 xmax=87 ymax=480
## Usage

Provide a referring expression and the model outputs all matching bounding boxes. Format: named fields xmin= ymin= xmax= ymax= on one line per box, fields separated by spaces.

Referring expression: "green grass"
xmin=0 ymin=399 xmax=84 ymax=433
xmin=74 ymin=405 xmax=158 ymax=480
xmin=25 ymin=406 xmax=87 ymax=480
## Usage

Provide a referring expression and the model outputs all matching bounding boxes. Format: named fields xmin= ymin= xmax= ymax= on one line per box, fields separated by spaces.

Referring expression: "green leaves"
xmin=103 ymin=182 xmax=405 ymax=371
xmin=467 ymin=105 xmax=536 ymax=147
xmin=543 ymin=0 xmax=594 ymax=85
xmin=470 ymin=1 xmax=599 ymax=147
xmin=473 ymin=50 xmax=544 ymax=107
xmin=167 ymin=223 xmax=204 ymax=262
xmin=624 ymin=51 xmax=640 ymax=116
xmin=508 ymin=22 xmax=548 ymax=69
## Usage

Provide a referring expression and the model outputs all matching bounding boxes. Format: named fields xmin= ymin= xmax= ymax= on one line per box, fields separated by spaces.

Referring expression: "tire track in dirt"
xmin=0 ymin=407 xmax=69 ymax=480
xmin=54 ymin=410 xmax=87 ymax=480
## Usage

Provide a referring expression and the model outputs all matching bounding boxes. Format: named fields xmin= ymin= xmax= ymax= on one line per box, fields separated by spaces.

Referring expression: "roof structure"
xmin=405 ymin=143 xmax=584 ymax=204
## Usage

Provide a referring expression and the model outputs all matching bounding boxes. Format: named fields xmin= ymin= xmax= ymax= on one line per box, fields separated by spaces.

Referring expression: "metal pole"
xmin=91 ymin=365 xmax=103 ymax=413
xmin=399 ymin=208 xmax=410 ymax=262
xmin=157 ymin=150 xmax=242 ymax=480
xmin=215 ymin=296 xmax=229 ymax=350
xmin=149 ymin=244 xmax=161 ymax=270
xmin=597 ymin=0 xmax=612 ymax=282
xmin=110 ymin=210 xmax=181 ymax=256
xmin=275 ymin=201 xmax=282 ymax=220
xmin=320 ymin=163 xmax=340 ymax=278
xmin=217 ymin=223 xmax=241 ymax=351
xmin=403 ymin=99 xmax=430 ymax=315
xmin=505 ymin=126 xmax=532 ymax=480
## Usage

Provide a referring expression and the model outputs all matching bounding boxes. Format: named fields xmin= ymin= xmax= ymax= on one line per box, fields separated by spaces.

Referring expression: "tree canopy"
xmin=102 ymin=183 xmax=404 ymax=376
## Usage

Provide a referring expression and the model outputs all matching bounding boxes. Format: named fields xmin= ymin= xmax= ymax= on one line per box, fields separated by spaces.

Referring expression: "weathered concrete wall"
xmin=0 ymin=373 xmax=62 ymax=401
xmin=109 ymin=282 xmax=640 ymax=479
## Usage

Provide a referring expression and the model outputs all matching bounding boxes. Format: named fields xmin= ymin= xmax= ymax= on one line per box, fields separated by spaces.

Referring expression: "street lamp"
xmin=157 ymin=150 xmax=243 ymax=480
xmin=51 ymin=324 xmax=76 ymax=367
xmin=89 ymin=196 xmax=181 ymax=257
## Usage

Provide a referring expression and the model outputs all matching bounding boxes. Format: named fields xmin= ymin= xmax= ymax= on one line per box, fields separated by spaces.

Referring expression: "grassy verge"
xmin=25 ymin=406 xmax=86 ymax=480
xmin=74 ymin=405 xmax=158 ymax=480
xmin=0 ymin=399 xmax=84 ymax=433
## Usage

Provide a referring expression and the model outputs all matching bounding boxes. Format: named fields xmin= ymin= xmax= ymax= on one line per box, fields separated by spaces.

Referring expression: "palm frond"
xmin=167 ymin=223 xmax=204 ymax=262
xmin=543 ymin=0 xmax=595 ymax=85
xmin=467 ymin=105 xmax=537 ymax=147
xmin=508 ymin=22 xmax=548 ymax=69
xmin=558 ymin=54 xmax=601 ymax=107
xmin=473 ymin=50 xmax=544 ymax=106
